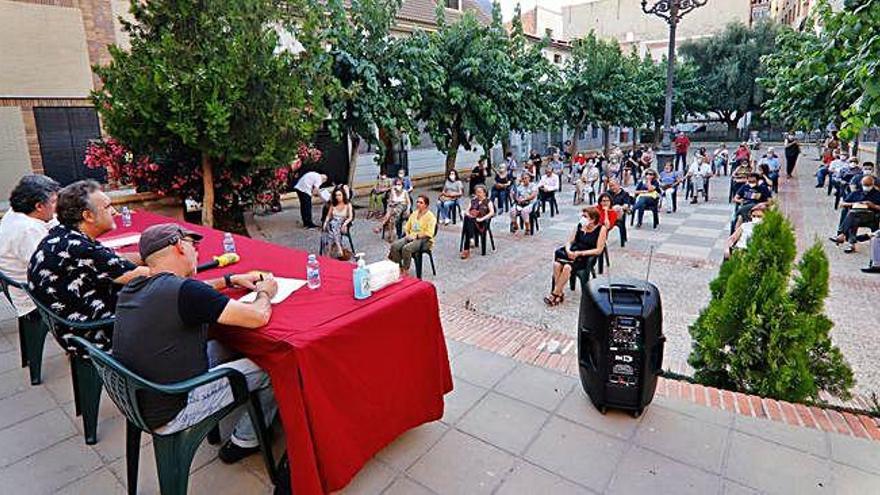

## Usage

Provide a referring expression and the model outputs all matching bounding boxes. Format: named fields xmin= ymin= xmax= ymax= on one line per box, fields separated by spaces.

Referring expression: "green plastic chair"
xmin=28 ymin=293 xmax=112 ymax=445
xmin=0 ymin=270 xmax=49 ymax=385
xmin=69 ymin=336 xmax=278 ymax=495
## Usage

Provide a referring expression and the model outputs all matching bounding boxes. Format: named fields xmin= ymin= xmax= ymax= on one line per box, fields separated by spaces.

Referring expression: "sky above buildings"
xmin=497 ymin=0 xmax=572 ymax=20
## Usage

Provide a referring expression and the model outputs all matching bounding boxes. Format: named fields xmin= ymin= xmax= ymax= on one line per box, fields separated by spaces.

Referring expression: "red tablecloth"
xmin=110 ymin=212 xmax=452 ymax=494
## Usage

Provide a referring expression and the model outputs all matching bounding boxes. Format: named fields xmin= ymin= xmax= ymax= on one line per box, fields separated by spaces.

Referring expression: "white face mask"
xmin=751 ymin=217 xmax=762 ymax=224
xmin=448 ymin=175 xmax=455 ymax=181
xmin=864 ymin=184 xmax=874 ymax=192
xmin=579 ymin=215 xmax=592 ymax=227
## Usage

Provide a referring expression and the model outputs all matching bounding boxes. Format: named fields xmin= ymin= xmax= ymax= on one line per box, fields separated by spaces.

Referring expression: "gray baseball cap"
xmin=138 ymin=223 xmax=203 ymax=260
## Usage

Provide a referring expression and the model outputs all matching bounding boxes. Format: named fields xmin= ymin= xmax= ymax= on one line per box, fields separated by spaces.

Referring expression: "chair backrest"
xmin=68 ymin=336 xmax=153 ymax=430
xmin=25 ymin=288 xmax=114 ymax=353
xmin=0 ymin=270 xmax=22 ymax=307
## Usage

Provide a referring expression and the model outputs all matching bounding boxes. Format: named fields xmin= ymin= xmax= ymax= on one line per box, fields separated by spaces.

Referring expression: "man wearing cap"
xmin=112 ymin=223 xmax=280 ymax=463
xmin=27 ymin=180 xmax=149 ymax=346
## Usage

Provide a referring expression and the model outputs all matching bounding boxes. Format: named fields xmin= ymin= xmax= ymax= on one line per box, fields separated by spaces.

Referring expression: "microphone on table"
xmin=197 ymin=253 xmax=240 ymax=272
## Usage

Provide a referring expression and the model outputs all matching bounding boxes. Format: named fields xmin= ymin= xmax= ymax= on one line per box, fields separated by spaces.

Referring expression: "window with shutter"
xmin=34 ymin=107 xmax=105 ymax=186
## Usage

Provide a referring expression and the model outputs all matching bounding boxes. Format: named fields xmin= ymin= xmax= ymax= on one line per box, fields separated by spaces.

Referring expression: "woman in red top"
xmin=595 ymin=193 xmax=618 ymax=230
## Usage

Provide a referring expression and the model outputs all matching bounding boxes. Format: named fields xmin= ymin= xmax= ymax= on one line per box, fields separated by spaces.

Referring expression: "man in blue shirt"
xmin=760 ymin=147 xmax=782 ymax=193
xmin=830 ymin=176 xmax=880 ymax=252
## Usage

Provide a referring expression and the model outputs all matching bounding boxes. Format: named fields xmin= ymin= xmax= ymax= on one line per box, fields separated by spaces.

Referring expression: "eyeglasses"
xmin=180 ymin=237 xmax=200 ymax=248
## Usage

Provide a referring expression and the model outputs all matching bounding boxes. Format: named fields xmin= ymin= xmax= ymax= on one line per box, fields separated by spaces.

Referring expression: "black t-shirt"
xmin=735 ymin=183 xmax=772 ymax=204
xmin=112 ymin=274 xmax=230 ymax=428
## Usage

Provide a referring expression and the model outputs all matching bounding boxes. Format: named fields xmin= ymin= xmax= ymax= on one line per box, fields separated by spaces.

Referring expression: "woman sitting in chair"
xmin=595 ymin=193 xmax=618 ymax=231
xmin=545 ymin=207 xmax=608 ymax=306
xmin=460 ymin=185 xmax=495 ymax=259
xmin=320 ymin=186 xmax=354 ymax=260
xmin=633 ymin=170 xmax=661 ymax=228
xmin=373 ymin=178 xmax=410 ymax=240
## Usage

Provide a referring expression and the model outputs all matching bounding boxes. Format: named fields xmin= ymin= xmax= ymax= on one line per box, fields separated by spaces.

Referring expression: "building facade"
xmin=561 ymin=0 xmax=751 ymax=60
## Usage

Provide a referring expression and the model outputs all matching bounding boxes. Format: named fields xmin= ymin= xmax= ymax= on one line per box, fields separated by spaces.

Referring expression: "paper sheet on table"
xmin=238 ymin=277 xmax=307 ymax=304
xmin=102 ymin=233 xmax=141 ymax=249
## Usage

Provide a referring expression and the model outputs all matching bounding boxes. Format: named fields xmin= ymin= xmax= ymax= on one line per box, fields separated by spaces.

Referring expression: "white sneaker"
xmin=443 ymin=219 xmax=450 ymax=225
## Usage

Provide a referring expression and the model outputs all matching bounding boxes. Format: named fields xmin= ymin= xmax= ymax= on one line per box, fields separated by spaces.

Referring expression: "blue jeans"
xmin=634 ymin=196 xmax=659 ymax=227
xmin=437 ymin=200 xmax=457 ymax=222
xmin=816 ymin=167 xmax=830 ymax=186
xmin=491 ymin=188 xmax=509 ymax=212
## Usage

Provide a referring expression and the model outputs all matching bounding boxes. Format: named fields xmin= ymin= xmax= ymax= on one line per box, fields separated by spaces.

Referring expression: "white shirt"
xmin=738 ymin=220 xmax=759 ymax=249
xmin=538 ymin=173 xmax=559 ymax=192
xmin=0 ymin=210 xmax=53 ymax=316
xmin=699 ymin=162 xmax=713 ymax=177
xmin=294 ymin=172 xmax=323 ymax=195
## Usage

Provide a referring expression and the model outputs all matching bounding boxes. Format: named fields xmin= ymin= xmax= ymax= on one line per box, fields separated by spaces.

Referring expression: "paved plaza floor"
xmin=1 ymin=144 xmax=879 ymax=494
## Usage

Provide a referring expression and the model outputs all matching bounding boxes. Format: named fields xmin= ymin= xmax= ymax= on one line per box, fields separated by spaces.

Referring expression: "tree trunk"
xmin=501 ymin=135 xmax=511 ymax=156
xmin=571 ymin=124 xmax=582 ymax=156
xmin=378 ymin=127 xmax=394 ymax=176
xmin=200 ymin=153 xmax=214 ymax=227
xmin=632 ymin=127 xmax=639 ymax=152
xmin=347 ymin=133 xmax=360 ymax=187
xmin=654 ymin=123 xmax=662 ymax=147
xmin=726 ymin=120 xmax=739 ymax=141
xmin=445 ymin=131 xmax=460 ymax=175
xmin=603 ymin=124 xmax=611 ymax=157
xmin=214 ymin=204 xmax=249 ymax=236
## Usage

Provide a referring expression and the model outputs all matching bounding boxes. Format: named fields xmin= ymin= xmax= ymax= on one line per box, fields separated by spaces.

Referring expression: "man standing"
xmin=112 ymin=223 xmax=280 ymax=462
xmin=673 ymin=132 xmax=691 ymax=171
xmin=28 ymin=180 xmax=148 ymax=346
xmin=294 ymin=171 xmax=327 ymax=229
xmin=760 ymin=147 xmax=782 ymax=193
xmin=0 ymin=175 xmax=59 ymax=362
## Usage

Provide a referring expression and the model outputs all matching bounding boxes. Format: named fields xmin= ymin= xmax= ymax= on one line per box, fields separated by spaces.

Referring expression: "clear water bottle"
xmin=120 ymin=206 xmax=132 ymax=228
xmin=222 ymin=232 xmax=236 ymax=254
xmin=306 ymin=254 xmax=321 ymax=289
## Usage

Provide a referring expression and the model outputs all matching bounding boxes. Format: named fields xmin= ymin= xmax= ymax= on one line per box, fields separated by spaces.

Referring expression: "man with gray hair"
xmin=27 ymin=180 xmax=148 ymax=346
xmin=112 ymin=223 xmax=279 ymax=463
xmin=0 ymin=175 xmax=60 ymax=317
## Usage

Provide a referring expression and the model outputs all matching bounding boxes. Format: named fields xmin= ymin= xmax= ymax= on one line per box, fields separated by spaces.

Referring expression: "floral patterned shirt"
xmin=27 ymin=225 xmax=135 ymax=344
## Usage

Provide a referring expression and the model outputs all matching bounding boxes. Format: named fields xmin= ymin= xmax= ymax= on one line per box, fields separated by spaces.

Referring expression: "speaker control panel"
xmin=609 ymin=316 xmax=642 ymax=351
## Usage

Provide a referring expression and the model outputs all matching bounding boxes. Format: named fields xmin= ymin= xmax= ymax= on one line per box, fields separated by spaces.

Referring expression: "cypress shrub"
xmin=688 ymin=209 xmax=853 ymax=402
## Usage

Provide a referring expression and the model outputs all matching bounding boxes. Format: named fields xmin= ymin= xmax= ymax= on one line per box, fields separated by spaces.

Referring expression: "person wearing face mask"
xmin=437 ymin=170 xmax=464 ymax=225
xmin=545 ymin=207 xmax=608 ymax=306
xmin=575 ymin=159 xmax=601 ymax=205
xmin=469 ymin=157 xmax=489 ymax=196
xmin=725 ymin=204 xmax=767 ymax=259
xmin=829 ymin=176 xmax=880 ymax=253
xmin=490 ymin=166 xmax=511 ymax=212
xmin=732 ymin=173 xmax=772 ymax=230
xmin=373 ymin=178 xmax=410 ymax=239
xmin=760 ymin=147 xmax=782 ymax=193
xmin=509 ymin=173 xmax=539 ymax=235
xmin=396 ymin=168 xmax=413 ymax=194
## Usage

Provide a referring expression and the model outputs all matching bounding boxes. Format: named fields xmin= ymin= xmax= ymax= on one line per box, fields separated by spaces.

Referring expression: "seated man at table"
xmin=27 ymin=180 xmax=148 ymax=347
xmin=0 ymin=175 xmax=59 ymax=324
xmin=113 ymin=223 xmax=280 ymax=463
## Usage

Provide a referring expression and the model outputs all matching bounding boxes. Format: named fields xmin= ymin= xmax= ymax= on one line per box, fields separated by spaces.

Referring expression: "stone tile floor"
xmin=251 ymin=144 xmax=880 ymax=403
xmin=1 ymin=314 xmax=878 ymax=494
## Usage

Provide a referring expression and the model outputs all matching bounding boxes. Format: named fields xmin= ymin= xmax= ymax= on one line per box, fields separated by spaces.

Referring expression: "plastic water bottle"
xmin=306 ymin=254 xmax=321 ymax=289
xmin=222 ymin=233 xmax=236 ymax=254
xmin=120 ymin=206 xmax=132 ymax=228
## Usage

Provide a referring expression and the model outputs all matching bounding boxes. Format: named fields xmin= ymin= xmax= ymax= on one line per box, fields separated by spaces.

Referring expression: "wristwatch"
xmin=224 ymin=273 xmax=233 ymax=289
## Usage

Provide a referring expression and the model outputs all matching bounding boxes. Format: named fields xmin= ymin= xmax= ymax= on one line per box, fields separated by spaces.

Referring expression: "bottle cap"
xmin=308 ymin=254 xmax=317 ymax=260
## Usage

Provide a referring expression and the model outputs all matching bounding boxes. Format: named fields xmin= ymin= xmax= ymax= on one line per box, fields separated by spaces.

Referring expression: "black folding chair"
xmin=414 ymin=223 xmax=439 ymax=279
xmin=0 ymin=271 xmax=50 ymax=385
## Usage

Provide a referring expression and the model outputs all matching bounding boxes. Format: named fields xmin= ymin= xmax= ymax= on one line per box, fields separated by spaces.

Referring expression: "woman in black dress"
xmin=460 ymin=185 xmax=495 ymax=259
xmin=784 ymin=133 xmax=801 ymax=178
xmin=545 ymin=207 xmax=608 ymax=306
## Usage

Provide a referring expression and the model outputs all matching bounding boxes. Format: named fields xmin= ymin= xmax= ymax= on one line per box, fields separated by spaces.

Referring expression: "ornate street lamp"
xmin=641 ymin=0 xmax=707 ymax=170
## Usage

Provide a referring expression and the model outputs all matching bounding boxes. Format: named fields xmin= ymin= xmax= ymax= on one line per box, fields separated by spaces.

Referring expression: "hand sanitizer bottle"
xmin=353 ymin=253 xmax=372 ymax=300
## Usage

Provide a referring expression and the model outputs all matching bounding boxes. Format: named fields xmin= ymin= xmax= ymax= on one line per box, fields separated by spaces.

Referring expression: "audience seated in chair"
xmin=544 ymin=207 xmax=608 ymax=307
xmin=491 ymin=167 xmax=512 ymax=213
xmin=732 ymin=172 xmax=773 ymax=233
xmin=829 ymin=175 xmax=880 ymax=253
xmin=537 ymin=167 xmax=560 ymax=217
xmin=437 ymin=170 xmax=464 ymax=225
xmin=460 ymin=185 xmax=495 ymax=259
xmin=320 ymin=185 xmax=354 ymax=260
xmin=389 ymin=195 xmax=437 ymax=276
xmin=509 ymin=173 xmax=539 ymax=237
xmin=658 ymin=162 xmax=682 ymax=214
xmin=373 ymin=178 xmax=410 ymax=240
xmin=632 ymin=170 xmax=661 ymax=229
xmin=725 ymin=203 xmax=767 ymax=259
xmin=606 ymin=179 xmax=633 ymax=246
xmin=575 ymin=160 xmax=600 ymax=205
xmin=27 ymin=180 xmax=149 ymax=347
xmin=112 ymin=223 xmax=279 ymax=464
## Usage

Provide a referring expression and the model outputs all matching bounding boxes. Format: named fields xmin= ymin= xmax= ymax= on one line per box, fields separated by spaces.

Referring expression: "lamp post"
xmin=641 ymin=0 xmax=707 ymax=170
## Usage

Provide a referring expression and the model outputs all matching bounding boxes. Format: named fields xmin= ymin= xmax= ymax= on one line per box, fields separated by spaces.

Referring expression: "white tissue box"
xmin=366 ymin=260 xmax=401 ymax=292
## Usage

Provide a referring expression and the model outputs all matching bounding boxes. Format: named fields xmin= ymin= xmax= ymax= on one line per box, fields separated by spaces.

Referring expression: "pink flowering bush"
xmin=85 ymin=139 xmax=322 ymax=213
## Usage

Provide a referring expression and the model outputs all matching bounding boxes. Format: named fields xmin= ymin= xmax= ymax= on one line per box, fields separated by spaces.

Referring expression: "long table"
xmin=112 ymin=212 xmax=452 ymax=494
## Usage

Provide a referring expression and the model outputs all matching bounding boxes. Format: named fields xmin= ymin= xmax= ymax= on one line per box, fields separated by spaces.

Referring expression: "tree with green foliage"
xmin=761 ymin=0 xmax=877 ymax=140
xmin=561 ymin=32 xmax=633 ymax=156
xmin=409 ymin=2 xmax=518 ymax=173
xmin=680 ymin=21 xmax=781 ymax=138
xmin=323 ymin=0 xmax=436 ymax=181
xmin=641 ymin=57 xmax=707 ymax=145
xmin=688 ymin=209 xmax=853 ymax=402
xmin=93 ymin=0 xmax=331 ymax=229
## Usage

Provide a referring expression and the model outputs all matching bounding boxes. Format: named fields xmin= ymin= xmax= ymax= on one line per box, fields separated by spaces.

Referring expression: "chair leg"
xmin=414 ymin=254 xmax=423 ymax=279
xmin=206 ymin=426 xmax=221 ymax=445
xmin=71 ymin=355 xmax=103 ymax=445
xmin=22 ymin=316 xmax=48 ymax=385
xmin=488 ymin=227 xmax=495 ymax=251
xmin=152 ymin=434 xmax=200 ymax=495
xmin=17 ymin=319 xmax=27 ymax=368
xmin=126 ymin=421 xmax=142 ymax=495
xmin=597 ymin=251 xmax=605 ymax=274
xmin=429 ymin=252 xmax=436 ymax=276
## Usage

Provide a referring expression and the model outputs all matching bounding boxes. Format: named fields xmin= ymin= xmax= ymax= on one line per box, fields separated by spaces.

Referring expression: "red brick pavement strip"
xmin=441 ymin=303 xmax=880 ymax=441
